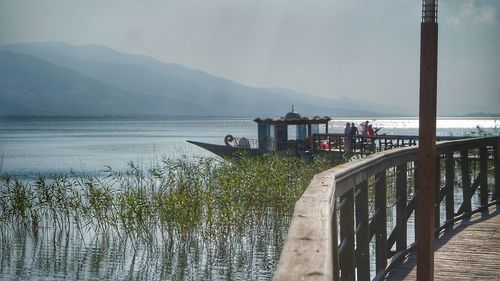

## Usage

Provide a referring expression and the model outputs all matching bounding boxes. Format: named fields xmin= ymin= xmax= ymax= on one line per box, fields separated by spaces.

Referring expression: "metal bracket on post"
xmin=422 ymin=0 xmax=438 ymax=23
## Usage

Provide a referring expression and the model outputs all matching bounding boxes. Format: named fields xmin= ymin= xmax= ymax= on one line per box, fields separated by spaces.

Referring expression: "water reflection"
xmin=0 ymin=212 xmax=289 ymax=280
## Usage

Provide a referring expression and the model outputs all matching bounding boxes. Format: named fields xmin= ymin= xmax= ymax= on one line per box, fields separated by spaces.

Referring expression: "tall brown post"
xmin=417 ymin=0 xmax=438 ymax=280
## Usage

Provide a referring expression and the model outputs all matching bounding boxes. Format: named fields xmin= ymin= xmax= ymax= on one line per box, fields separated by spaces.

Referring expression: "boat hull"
xmin=187 ymin=140 xmax=264 ymax=158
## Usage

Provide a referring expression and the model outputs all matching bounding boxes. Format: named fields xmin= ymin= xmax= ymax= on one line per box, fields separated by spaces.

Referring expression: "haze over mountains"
xmin=0 ymin=42 xmax=409 ymax=117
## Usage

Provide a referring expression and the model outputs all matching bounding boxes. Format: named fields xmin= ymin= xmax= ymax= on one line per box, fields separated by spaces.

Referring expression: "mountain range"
xmin=0 ymin=42 xmax=410 ymax=117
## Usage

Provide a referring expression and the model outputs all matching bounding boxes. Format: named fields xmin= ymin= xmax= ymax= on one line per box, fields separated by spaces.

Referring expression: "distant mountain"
xmin=0 ymin=51 xmax=208 ymax=116
xmin=0 ymin=42 xmax=407 ymax=117
xmin=460 ymin=112 xmax=500 ymax=118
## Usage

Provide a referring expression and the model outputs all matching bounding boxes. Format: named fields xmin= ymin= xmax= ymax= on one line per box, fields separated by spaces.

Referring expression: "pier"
xmin=274 ymin=1 xmax=500 ymax=279
xmin=273 ymin=136 xmax=500 ymax=280
xmin=386 ymin=204 xmax=500 ymax=280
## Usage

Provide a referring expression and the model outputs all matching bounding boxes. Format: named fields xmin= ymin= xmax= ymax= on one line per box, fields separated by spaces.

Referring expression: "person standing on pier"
xmin=367 ymin=125 xmax=375 ymax=137
xmin=349 ymin=122 xmax=358 ymax=150
xmin=344 ymin=122 xmax=351 ymax=151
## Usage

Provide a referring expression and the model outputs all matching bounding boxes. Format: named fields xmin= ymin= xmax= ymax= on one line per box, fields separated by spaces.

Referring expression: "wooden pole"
xmin=417 ymin=0 xmax=438 ymax=280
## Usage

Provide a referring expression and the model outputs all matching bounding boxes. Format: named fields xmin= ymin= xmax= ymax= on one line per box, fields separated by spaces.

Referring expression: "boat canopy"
xmin=254 ymin=108 xmax=331 ymax=152
xmin=253 ymin=116 xmax=331 ymax=126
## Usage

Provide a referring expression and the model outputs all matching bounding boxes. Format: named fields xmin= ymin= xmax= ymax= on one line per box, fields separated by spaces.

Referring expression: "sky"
xmin=0 ymin=0 xmax=499 ymax=115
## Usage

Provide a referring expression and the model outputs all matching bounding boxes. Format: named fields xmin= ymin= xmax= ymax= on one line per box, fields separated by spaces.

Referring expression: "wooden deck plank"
xmin=386 ymin=205 xmax=500 ymax=280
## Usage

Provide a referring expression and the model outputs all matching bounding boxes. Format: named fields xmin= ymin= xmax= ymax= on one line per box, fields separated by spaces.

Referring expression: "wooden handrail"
xmin=273 ymin=171 xmax=337 ymax=280
xmin=314 ymin=133 xmax=468 ymax=141
xmin=274 ymin=136 xmax=500 ymax=281
xmin=311 ymin=133 xmax=470 ymax=156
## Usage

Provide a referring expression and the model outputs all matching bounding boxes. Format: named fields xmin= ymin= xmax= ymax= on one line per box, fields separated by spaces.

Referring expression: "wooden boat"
xmin=187 ymin=106 xmax=331 ymax=158
xmin=186 ymin=139 xmax=264 ymax=158
xmin=188 ymin=108 xmax=473 ymax=159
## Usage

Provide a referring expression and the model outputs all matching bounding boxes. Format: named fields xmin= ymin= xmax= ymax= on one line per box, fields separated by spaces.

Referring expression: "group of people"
xmin=344 ymin=121 xmax=378 ymax=151
xmin=317 ymin=121 xmax=381 ymax=151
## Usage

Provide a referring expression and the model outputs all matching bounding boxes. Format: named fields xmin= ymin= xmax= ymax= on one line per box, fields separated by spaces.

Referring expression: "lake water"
xmin=0 ymin=116 xmax=498 ymax=281
xmin=1 ymin=116 xmax=498 ymax=177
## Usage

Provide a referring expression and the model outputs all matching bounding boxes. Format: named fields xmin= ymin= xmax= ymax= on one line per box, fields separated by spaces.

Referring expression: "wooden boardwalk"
xmin=386 ymin=205 xmax=500 ymax=280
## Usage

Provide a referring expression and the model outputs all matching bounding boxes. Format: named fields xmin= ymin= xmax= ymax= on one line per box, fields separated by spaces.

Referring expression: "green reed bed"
xmin=0 ymin=153 xmax=335 ymax=247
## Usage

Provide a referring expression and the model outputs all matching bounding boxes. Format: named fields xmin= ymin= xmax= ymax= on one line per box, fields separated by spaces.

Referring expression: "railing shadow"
xmin=385 ymin=205 xmax=500 ymax=280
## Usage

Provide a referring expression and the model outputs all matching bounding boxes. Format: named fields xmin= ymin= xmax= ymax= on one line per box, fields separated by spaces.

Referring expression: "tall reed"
xmin=0 ymin=153 xmax=335 ymax=246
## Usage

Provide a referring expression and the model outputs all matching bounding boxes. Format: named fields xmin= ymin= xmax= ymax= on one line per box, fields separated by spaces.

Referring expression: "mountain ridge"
xmin=0 ymin=42 xmax=410 ymax=117
xmin=0 ymin=50 xmax=210 ymax=116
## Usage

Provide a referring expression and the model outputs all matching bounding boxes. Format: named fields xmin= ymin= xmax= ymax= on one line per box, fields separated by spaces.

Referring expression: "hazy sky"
xmin=1 ymin=0 xmax=499 ymax=114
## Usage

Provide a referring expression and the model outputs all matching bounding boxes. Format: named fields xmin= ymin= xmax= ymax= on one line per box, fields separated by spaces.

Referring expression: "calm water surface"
xmin=1 ymin=117 xmax=497 ymax=177
xmin=0 ymin=116 xmax=498 ymax=280
xmin=0 ymin=118 xmax=256 ymax=177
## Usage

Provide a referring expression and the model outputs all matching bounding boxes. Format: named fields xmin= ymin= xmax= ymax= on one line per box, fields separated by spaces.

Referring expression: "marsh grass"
xmin=0 ymin=153 xmax=336 ymax=279
xmin=0 ymin=153 xmax=333 ymax=248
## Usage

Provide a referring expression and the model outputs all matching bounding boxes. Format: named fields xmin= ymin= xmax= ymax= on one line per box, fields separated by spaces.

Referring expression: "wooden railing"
xmin=273 ymin=136 xmax=499 ymax=281
xmin=312 ymin=133 xmax=468 ymax=155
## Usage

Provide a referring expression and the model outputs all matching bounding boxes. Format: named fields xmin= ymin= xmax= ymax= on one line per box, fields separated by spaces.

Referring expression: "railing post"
xmin=355 ymin=181 xmax=370 ymax=281
xmin=479 ymin=146 xmax=488 ymax=207
xmin=375 ymin=171 xmax=387 ymax=273
xmin=461 ymin=149 xmax=472 ymax=217
xmin=417 ymin=0 xmax=438 ymax=279
xmin=445 ymin=152 xmax=455 ymax=221
xmin=340 ymin=190 xmax=355 ymax=281
xmin=396 ymin=163 xmax=408 ymax=252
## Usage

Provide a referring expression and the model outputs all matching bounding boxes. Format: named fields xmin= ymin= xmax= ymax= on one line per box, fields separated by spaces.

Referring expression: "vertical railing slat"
xmin=340 ymin=190 xmax=355 ymax=281
xmin=495 ymin=140 xmax=500 ymax=201
xmin=412 ymin=160 xmax=419 ymax=256
xmin=396 ymin=163 xmax=408 ymax=252
xmin=332 ymin=204 xmax=340 ymax=281
xmin=461 ymin=149 xmax=471 ymax=217
xmin=355 ymin=181 xmax=370 ymax=281
xmin=375 ymin=171 xmax=387 ymax=273
xmin=479 ymin=146 xmax=489 ymax=207
xmin=445 ymin=152 xmax=455 ymax=221
xmin=435 ymin=155 xmax=441 ymax=228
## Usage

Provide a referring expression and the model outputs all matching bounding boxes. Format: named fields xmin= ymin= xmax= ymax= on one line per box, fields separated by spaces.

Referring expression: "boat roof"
xmin=253 ymin=116 xmax=331 ymax=125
